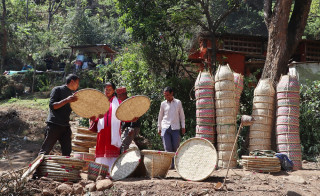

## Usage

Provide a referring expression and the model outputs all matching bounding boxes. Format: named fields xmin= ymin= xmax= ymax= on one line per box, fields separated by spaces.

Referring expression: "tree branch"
xmin=213 ymin=1 xmax=241 ymax=30
xmin=287 ymin=0 xmax=312 ymax=53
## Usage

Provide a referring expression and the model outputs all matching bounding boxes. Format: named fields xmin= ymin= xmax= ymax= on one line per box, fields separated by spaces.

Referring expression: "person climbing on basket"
xmin=89 ymin=82 xmax=122 ymax=172
xmin=38 ymin=74 xmax=80 ymax=156
xmin=157 ymin=86 xmax=186 ymax=169
xmin=116 ymin=86 xmax=140 ymax=153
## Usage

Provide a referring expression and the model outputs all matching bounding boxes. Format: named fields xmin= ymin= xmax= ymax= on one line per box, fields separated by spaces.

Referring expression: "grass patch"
xmin=0 ymin=97 xmax=49 ymax=111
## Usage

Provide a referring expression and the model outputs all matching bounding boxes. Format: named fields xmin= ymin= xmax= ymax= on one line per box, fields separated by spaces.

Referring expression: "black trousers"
xmin=39 ymin=123 xmax=72 ymax=156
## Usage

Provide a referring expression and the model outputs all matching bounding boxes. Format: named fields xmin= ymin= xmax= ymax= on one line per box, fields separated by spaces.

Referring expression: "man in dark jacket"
xmin=38 ymin=74 xmax=79 ymax=156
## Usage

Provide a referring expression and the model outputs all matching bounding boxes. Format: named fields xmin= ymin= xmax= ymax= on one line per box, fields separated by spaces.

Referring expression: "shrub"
xmin=300 ymin=80 xmax=320 ymax=160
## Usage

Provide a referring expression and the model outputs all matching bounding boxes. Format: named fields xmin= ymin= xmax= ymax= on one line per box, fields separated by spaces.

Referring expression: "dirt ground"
xmin=1 ymin=105 xmax=320 ymax=196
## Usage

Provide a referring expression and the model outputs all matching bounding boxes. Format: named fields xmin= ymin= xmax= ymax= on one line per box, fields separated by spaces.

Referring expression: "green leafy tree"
xmin=300 ymin=80 xmax=320 ymax=159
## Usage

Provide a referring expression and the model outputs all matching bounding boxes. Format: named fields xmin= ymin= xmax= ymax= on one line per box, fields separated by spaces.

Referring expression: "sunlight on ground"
xmin=0 ymin=97 xmax=49 ymax=111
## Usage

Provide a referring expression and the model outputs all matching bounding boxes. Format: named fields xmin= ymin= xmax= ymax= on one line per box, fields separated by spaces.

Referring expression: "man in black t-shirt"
xmin=39 ymin=74 xmax=79 ymax=156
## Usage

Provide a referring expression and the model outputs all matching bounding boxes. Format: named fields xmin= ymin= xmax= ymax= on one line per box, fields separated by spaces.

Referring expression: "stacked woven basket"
xmin=195 ymin=71 xmax=215 ymax=143
xmin=276 ymin=75 xmax=302 ymax=170
xmin=36 ymin=155 xmax=85 ymax=182
xmin=249 ymin=79 xmax=275 ymax=151
xmin=72 ymin=127 xmax=97 ymax=153
xmin=215 ymin=65 xmax=238 ymax=168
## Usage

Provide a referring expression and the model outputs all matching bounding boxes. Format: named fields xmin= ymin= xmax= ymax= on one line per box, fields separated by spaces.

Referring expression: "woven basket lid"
xmin=116 ymin=95 xmax=151 ymax=121
xmin=174 ymin=138 xmax=217 ymax=182
xmin=70 ymin=88 xmax=110 ymax=118
xmin=110 ymin=148 xmax=141 ymax=181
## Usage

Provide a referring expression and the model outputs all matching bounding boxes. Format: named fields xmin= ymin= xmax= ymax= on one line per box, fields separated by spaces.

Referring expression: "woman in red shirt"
xmin=89 ymin=82 xmax=122 ymax=172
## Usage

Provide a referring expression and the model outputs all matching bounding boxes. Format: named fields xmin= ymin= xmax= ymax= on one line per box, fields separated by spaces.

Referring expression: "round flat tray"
xmin=116 ymin=95 xmax=150 ymax=121
xmin=174 ymin=138 xmax=217 ymax=182
xmin=110 ymin=148 xmax=141 ymax=181
xmin=70 ymin=88 xmax=109 ymax=118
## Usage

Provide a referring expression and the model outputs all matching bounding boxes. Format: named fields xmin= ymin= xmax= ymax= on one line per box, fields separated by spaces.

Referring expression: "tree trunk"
xmin=1 ymin=0 xmax=7 ymax=73
xmin=262 ymin=0 xmax=312 ymax=85
xmin=262 ymin=0 xmax=311 ymax=151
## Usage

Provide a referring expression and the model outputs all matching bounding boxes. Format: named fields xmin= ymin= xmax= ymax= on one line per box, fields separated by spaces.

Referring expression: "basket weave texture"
xmin=174 ymin=138 xmax=217 ymax=181
xmin=249 ymin=79 xmax=275 ymax=152
xmin=36 ymin=155 xmax=85 ymax=182
xmin=70 ymin=88 xmax=109 ymax=118
xmin=116 ymin=95 xmax=150 ymax=121
xmin=214 ymin=64 xmax=237 ymax=168
xmin=72 ymin=127 xmax=97 ymax=153
xmin=88 ymin=162 xmax=109 ymax=181
xmin=276 ymin=75 xmax=301 ymax=170
xmin=141 ymin=150 xmax=175 ymax=178
xmin=111 ymin=148 xmax=141 ymax=181
xmin=241 ymin=155 xmax=281 ymax=173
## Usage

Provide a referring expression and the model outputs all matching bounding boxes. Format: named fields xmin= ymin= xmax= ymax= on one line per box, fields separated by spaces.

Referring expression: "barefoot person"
xmin=38 ymin=74 xmax=80 ymax=156
xmin=89 ymin=82 xmax=122 ymax=172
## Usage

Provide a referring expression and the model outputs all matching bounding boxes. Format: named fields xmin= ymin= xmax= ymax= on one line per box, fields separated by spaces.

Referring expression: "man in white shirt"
xmin=158 ymin=86 xmax=186 ymax=168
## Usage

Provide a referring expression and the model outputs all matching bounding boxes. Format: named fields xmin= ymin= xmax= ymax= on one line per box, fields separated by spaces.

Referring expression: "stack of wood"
xmin=241 ymin=155 xmax=281 ymax=173
xmin=72 ymin=127 xmax=97 ymax=153
xmin=215 ymin=64 xmax=237 ymax=168
xmin=249 ymin=79 xmax=275 ymax=151
xmin=195 ymin=71 xmax=215 ymax=143
xmin=276 ymin=75 xmax=302 ymax=170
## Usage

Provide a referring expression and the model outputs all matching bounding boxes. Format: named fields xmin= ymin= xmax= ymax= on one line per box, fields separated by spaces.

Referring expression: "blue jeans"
xmin=161 ymin=126 xmax=181 ymax=168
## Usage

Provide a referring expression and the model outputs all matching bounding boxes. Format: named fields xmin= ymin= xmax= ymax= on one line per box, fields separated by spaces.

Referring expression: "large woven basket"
xmin=215 ymin=108 xmax=237 ymax=117
xmin=196 ymin=108 xmax=215 ymax=118
xmin=276 ymin=125 xmax=299 ymax=134
xmin=277 ymin=106 xmax=299 ymax=116
xmin=215 ymin=64 xmax=234 ymax=82
xmin=195 ymin=133 xmax=215 ymax=142
xmin=277 ymin=75 xmax=300 ymax=92
xmin=215 ymin=80 xmax=235 ymax=91
xmin=215 ymin=99 xmax=236 ymax=108
xmin=174 ymin=138 xmax=217 ymax=181
xmin=254 ymin=79 xmax=275 ymax=96
xmin=141 ymin=150 xmax=175 ymax=178
xmin=70 ymin=88 xmax=110 ymax=118
xmin=215 ymin=90 xmax=235 ymax=99
xmin=110 ymin=148 xmax=141 ymax=181
xmin=195 ymin=88 xmax=214 ymax=99
xmin=216 ymin=124 xmax=237 ymax=134
xmin=277 ymin=92 xmax=300 ymax=99
xmin=116 ymin=95 xmax=151 ymax=121
xmin=195 ymin=71 xmax=214 ymax=90
xmin=196 ymin=97 xmax=214 ymax=108
xmin=88 ymin=162 xmax=109 ymax=181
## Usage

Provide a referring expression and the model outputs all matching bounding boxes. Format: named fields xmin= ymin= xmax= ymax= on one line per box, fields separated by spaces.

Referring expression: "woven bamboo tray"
xmin=116 ymin=95 xmax=150 ymax=121
xmin=110 ymin=148 xmax=141 ymax=181
xmin=72 ymin=144 xmax=89 ymax=152
xmin=74 ymin=133 xmax=97 ymax=142
xmin=175 ymin=138 xmax=217 ymax=181
xmin=75 ymin=127 xmax=97 ymax=135
xmin=72 ymin=139 xmax=96 ymax=148
xmin=141 ymin=150 xmax=175 ymax=178
xmin=70 ymin=88 xmax=110 ymax=118
xmin=241 ymin=155 xmax=281 ymax=173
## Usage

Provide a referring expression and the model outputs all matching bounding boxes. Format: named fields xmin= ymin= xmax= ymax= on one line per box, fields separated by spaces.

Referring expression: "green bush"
xmin=300 ymin=80 xmax=320 ymax=160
